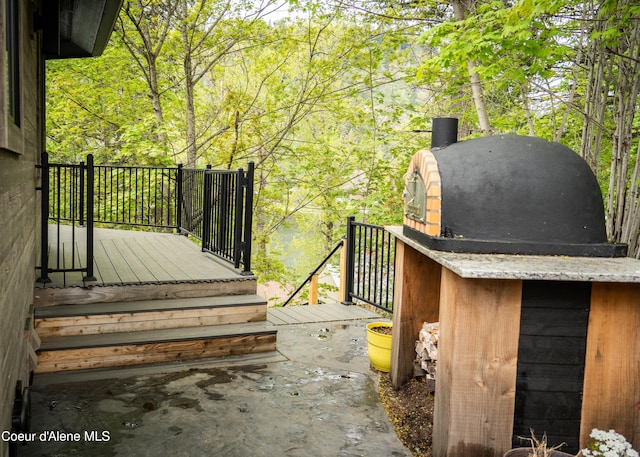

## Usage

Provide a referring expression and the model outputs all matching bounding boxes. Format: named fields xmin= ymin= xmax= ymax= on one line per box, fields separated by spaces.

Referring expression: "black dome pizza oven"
xmin=403 ymin=118 xmax=627 ymax=257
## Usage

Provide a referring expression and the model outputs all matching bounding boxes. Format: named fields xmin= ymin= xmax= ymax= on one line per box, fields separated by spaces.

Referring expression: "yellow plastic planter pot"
xmin=366 ymin=322 xmax=392 ymax=372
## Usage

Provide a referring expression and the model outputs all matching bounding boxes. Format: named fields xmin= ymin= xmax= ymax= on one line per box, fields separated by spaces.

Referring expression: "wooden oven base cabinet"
xmin=387 ymin=227 xmax=640 ymax=457
xmin=434 ymin=269 xmax=522 ymax=457
xmin=582 ymin=282 xmax=640 ymax=447
xmin=390 ymin=240 xmax=441 ymax=387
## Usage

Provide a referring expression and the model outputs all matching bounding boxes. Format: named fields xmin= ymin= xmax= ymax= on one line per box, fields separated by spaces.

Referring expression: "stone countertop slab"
xmin=386 ymin=226 xmax=640 ymax=283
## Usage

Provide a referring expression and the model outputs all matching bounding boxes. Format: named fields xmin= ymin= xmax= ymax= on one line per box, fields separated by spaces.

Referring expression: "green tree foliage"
xmin=46 ymin=0 xmax=640 ymax=298
xmin=46 ymin=1 xmax=428 ymax=291
xmin=47 ymin=38 xmax=173 ymax=165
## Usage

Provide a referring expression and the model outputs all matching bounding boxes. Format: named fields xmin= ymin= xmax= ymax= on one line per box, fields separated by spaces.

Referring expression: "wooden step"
xmin=35 ymin=295 xmax=267 ymax=337
xmin=34 ymin=276 xmax=258 ymax=307
xmin=35 ymin=322 xmax=277 ymax=373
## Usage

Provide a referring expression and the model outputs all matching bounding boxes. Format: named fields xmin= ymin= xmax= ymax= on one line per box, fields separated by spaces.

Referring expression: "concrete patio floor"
xmin=22 ymin=319 xmax=409 ymax=457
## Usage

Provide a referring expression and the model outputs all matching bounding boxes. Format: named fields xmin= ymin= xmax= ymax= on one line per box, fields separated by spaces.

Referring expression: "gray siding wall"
xmin=0 ymin=1 xmax=43 ymax=455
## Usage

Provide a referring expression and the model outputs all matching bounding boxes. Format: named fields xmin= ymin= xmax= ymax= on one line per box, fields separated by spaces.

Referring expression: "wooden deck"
xmin=35 ymin=226 xmax=382 ymax=322
xmin=32 ymin=226 xmax=382 ymax=372
xmin=38 ymin=225 xmax=246 ymax=288
xmin=267 ymin=302 xmax=381 ymax=325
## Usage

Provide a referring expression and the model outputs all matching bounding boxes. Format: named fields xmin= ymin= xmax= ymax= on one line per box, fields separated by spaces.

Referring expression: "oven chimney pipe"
xmin=431 ymin=117 xmax=458 ymax=150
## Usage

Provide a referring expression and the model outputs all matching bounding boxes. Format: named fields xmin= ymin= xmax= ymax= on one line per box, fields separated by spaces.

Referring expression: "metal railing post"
xmin=84 ymin=154 xmax=96 ymax=281
xmin=79 ymin=160 xmax=85 ymax=226
xmin=339 ymin=236 xmax=347 ymax=301
xmin=342 ymin=215 xmax=356 ymax=305
xmin=201 ymin=166 xmax=213 ymax=252
xmin=233 ymin=168 xmax=245 ymax=269
xmin=38 ymin=151 xmax=51 ymax=283
xmin=176 ymin=164 xmax=183 ymax=232
xmin=241 ymin=162 xmax=254 ymax=274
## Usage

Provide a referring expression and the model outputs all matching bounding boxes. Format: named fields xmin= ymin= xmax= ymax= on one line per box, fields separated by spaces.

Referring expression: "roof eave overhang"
xmin=43 ymin=0 xmax=123 ymax=60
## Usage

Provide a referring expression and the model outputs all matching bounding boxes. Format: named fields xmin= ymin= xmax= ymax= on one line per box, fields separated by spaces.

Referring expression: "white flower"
xmin=581 ymin=429 xmax=639 ymax=457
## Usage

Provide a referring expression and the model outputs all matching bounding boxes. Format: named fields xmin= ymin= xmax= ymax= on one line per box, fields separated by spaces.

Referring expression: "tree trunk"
xmin=580 ymin=38 xmax=612 ymax=174
xmin=184 ymin=66 xmax=198 ymax=167
xmin=581 ymin=1 xmax=640 ymax=256
xmin=521 ymin=83 xmax=535 ymax=137
xmin=179 ymin=0 xmax=198 ymax=167
xmin=615 ymin=24 xmax=640 ymax=255
xmin=147 ymin=55 xmax=166 ymax=144
xmin=621 ymin=141 xmax=640 ymax=257
xmin=466 ymin=61 xmax=492 ymax=135
xmin=253 ymin=147 xmax=269 ymax=273
xmin=119 ymin=0 xmax=175 ymax=147
xmin=451 ymin=0 xmax=492 ymax=136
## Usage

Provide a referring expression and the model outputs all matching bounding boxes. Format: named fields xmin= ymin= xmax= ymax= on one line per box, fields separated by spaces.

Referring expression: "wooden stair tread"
xmin=34 ymin=277 xmax=258 ymax=307
xmin=39 ymin=322 xmax=276 ymax=351
xmin=36 ymin=294 xmax=267 ymax=318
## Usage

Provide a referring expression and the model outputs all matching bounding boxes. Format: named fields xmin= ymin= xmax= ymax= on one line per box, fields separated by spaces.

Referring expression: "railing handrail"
xmin=48 ymin=163 xmax=84 ymax=169
xmin=351 ymin=220 xmax=385 ymax=230
xmin=204 ymin=168 xmax=241 ymax=175
xmin=282 ymin=239 xmax=345 ymax=307
xmin=280 ymin=217 xmax=396 ymax=312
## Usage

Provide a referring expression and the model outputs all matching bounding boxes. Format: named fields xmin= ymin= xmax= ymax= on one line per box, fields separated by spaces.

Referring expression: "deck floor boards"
xmin=94 ymin=239 xmax=127 ymax=283
xmin=267 ymin=303 xmax=381 ymax=325
xmin=116 ymin=237 xmax=158 ymax=283
xmin=38 ymin=225 xmax=245 ymax=288
xmin=38 ymin=226 xmax=384 ymax=326
xmin=131 ymin=237 xmax=182 ymax=281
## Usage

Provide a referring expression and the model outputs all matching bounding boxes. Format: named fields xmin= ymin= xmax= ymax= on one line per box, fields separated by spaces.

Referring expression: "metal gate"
xmin=37 ymin=152 xmax=95 ymax=283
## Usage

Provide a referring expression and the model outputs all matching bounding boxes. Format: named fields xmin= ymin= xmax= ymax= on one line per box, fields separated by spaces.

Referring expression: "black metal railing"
xmin=178 ymin=166 xmax=207 ymax=238
xmin=37 ymin=152 xmax=255 ymax=282
xmin=38 ymin=152 xmax=95 ymax=282
xmin=93 ymin=164 xmax=179 ymax=228
xmin=200 ymin=164 xmax=254 ymax=272
xmin=343 ymin=216 xmax=396 ymax=313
